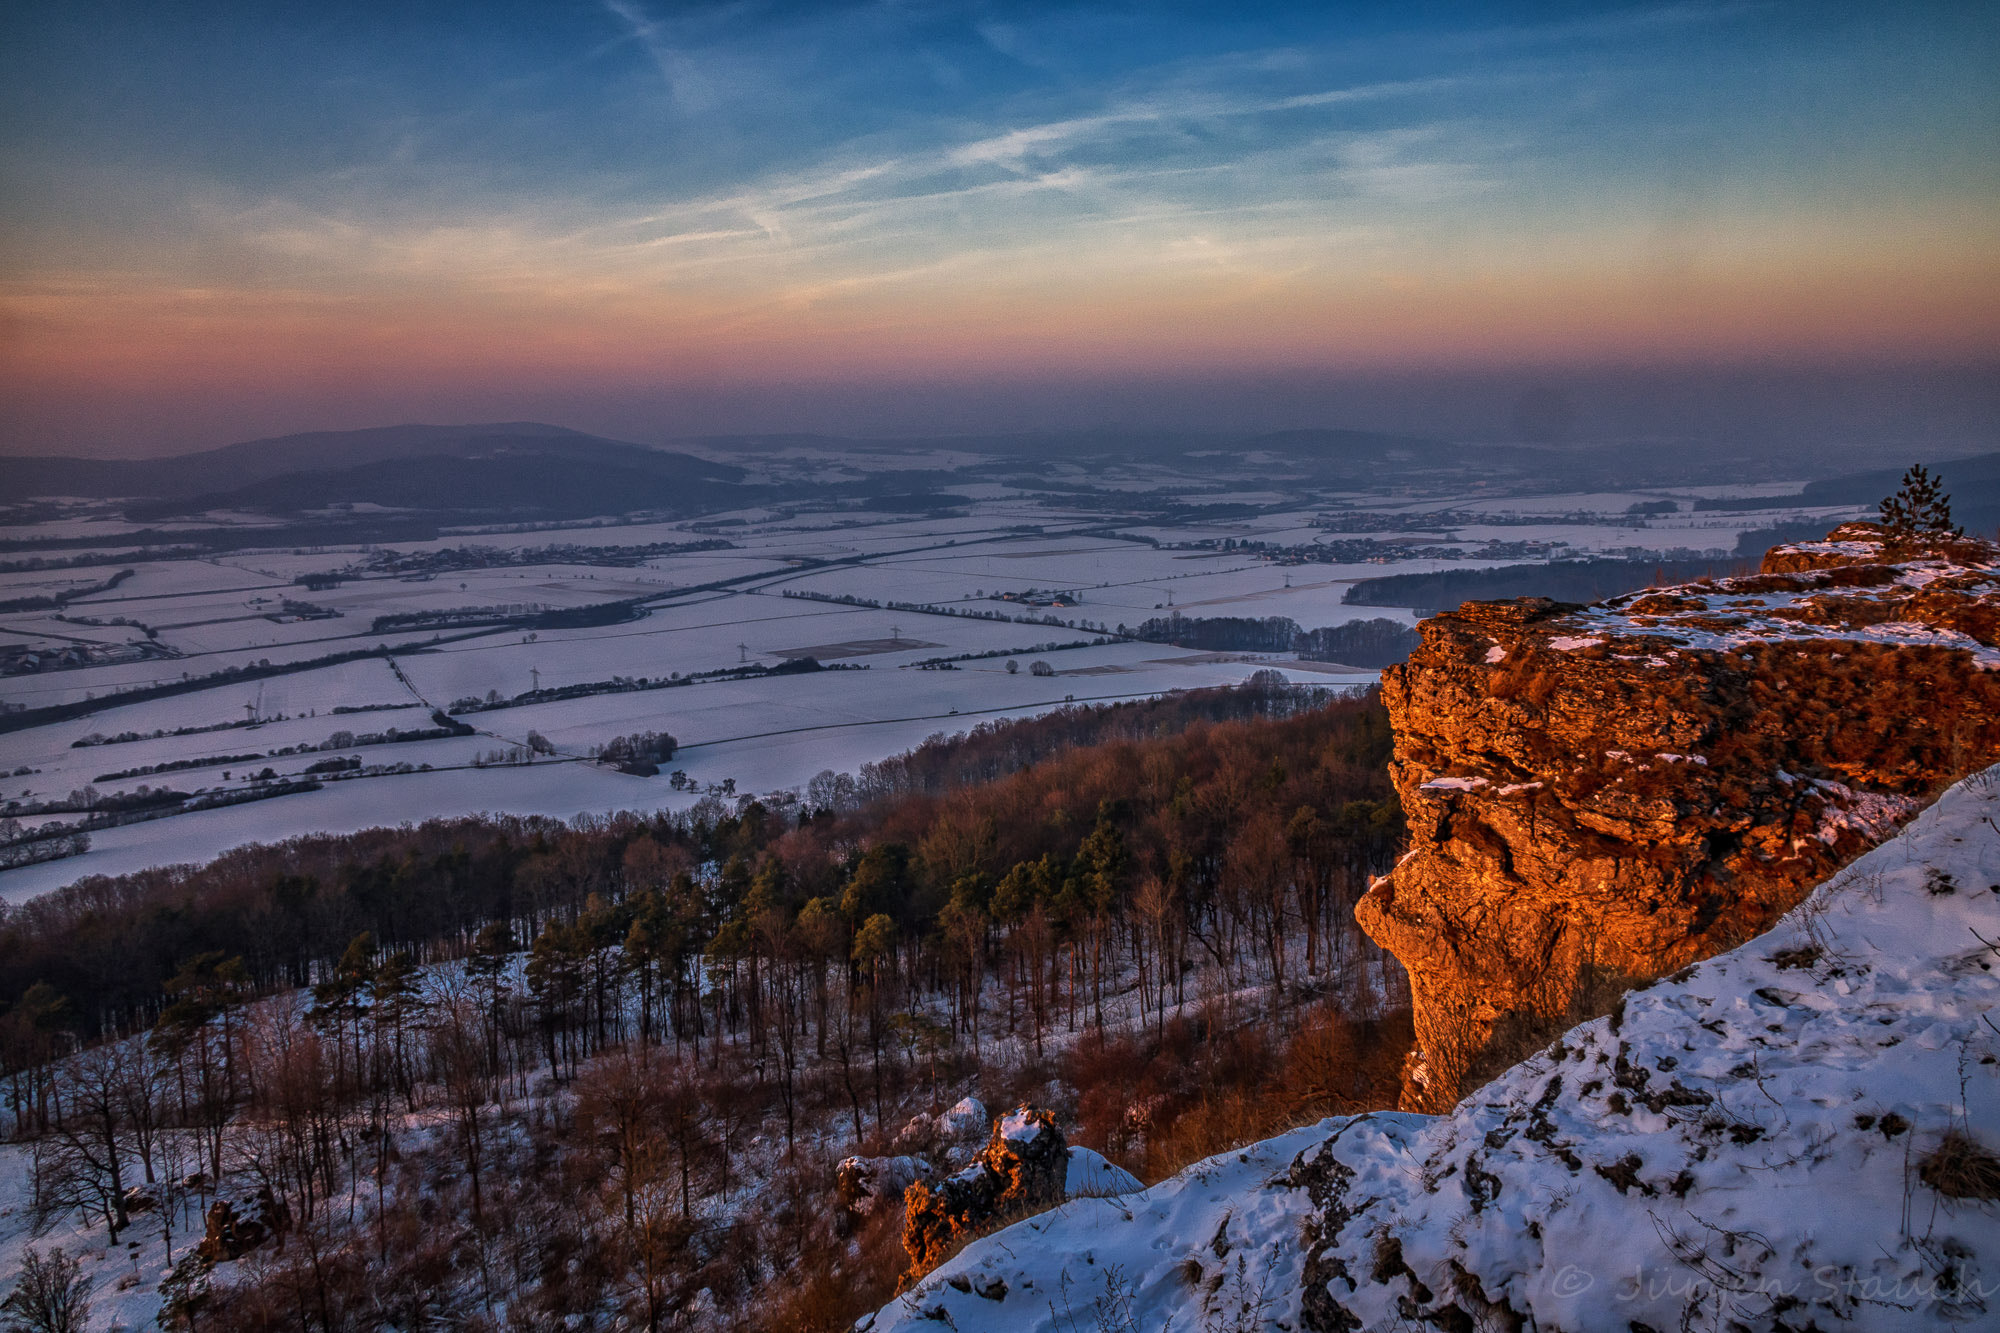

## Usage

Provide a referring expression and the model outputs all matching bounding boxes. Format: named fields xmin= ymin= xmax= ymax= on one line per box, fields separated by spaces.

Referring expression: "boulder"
xmin=1064 ymin=1146 xmax=1142 ymax=1198
xmin=903 ymin=1105 xmax=1067 ymax=1275
xmin=939 ymin=1095 xmax=987 ymax=1139
xmin=836 ymin=1154 xmax=928 ymax=1228
xmin=196 ymin=1185 xmax=291 ymax=1261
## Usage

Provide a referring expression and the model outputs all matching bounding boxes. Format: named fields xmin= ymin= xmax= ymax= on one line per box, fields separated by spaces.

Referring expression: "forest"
xmin=1342 ymin=555 xmax=1756 ymax=611
xmin=1128 ymin=613 xmax=1420 ymax=667
xmin=0 ymin=678 xmax=1413 ymax=1331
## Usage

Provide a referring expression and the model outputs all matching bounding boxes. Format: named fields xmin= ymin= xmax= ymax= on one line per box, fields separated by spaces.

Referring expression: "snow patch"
xmin=1064 ymin=1147 xmax=1142 ymax=1199
xmin=1419 ymin=775 xmax=1489 ymax=792
xmin=998 ymin=1109 xmax=1045 ymax=1145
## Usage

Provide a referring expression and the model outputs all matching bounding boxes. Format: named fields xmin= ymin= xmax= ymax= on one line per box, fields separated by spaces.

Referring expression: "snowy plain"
xmin=2 ymin=485 xmax=1850 ymax=903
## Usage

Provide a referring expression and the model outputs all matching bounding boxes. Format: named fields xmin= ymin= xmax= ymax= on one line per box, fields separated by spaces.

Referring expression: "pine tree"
xmin=1880 ymin=464 xmax=1962 ymax=538
xmin=370 ymin=951 xmax=423 ymax=1108
xmin=464 ymin=921 xmax=514 ymax=1076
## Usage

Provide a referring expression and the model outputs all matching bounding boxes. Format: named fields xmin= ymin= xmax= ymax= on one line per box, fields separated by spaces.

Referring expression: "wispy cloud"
xmin=600 ymin=0 xmax=722 ymax=111
xmin=186 ymin=61 xmax=1503 ymax=329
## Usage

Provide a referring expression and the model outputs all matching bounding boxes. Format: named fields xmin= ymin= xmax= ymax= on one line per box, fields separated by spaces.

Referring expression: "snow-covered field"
xmin=872 ymin=765 xmax=2000 ymax=1332
xmin=2 ymin=484 xmax=1846 ymax=903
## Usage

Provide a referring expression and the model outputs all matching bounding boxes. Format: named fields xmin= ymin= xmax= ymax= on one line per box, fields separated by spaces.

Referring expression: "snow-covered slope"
xmin=868 ymin=766 xmax=2000 ymax=1332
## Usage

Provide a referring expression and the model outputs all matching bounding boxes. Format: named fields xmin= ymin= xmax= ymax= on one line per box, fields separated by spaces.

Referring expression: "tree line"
xmin=1342 ymin=556 xmax=1755 ymax=612
xmin=1128 ymin=613 xmax=1421 ymax=667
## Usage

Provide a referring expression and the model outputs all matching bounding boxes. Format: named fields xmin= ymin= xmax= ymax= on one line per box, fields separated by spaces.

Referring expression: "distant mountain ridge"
xmin=1802 ymin=449 xmax=2000 ymax=536
xmin=0 ymin=423 xmax=757 ymax=522
xmin=11 ymin=420 xmax=1979 ymax=520
xmin=0 ymin=422 xmax=737 ymax=500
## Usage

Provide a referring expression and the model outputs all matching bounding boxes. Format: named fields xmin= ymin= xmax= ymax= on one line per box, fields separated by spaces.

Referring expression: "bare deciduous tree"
xmin=1 ymin=1246 xmax=92 ymax=1333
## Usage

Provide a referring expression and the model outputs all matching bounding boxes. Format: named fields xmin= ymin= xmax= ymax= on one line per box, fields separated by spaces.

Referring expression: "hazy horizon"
xmin=3 ymin=361 xmax=1995 ymax=464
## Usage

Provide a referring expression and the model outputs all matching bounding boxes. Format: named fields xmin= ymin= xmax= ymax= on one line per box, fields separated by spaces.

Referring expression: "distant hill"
xmin=1801 ymin=450 xmax=2000 ymax=538
xmin=1343 ymin=556 xmax=1756 ymax=612
xmin=0 ymin=423 xmax=751 ymax=521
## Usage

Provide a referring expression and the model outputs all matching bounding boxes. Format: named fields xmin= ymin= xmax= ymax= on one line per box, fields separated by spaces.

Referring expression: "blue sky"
xmin=1 ymin=1 xmax=1994 ymax=453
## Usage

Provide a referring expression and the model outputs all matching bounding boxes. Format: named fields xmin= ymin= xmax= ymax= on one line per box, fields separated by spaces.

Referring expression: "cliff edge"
xmin=1362 ymin=521 xmax=2000 ymax=1111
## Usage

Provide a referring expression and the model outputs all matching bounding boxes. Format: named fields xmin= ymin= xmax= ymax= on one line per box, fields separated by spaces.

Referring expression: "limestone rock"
xmin=1362 ymin=520 xmax=2000 ymax=1111
xmin=902 ymin=1105 xmax=1066 ymax=1275
xmin=837 ymin=1154 xmax=928 ymax=1230
xmin=196 ymin=1184 xmax=291 ymax=1261
xmin=939 ymin=1095 xmax=988 ymax=1139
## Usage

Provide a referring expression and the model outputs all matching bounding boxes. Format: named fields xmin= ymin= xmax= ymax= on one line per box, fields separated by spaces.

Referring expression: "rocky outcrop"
xmin=893 ymin=1094 xmax=991 ymax=1167
xmin=902 ymin=1106 xmax=1067 ymax=1275
xmin=1360 ymin=522 xmax=2000 ymax=1111
xmin=837 ymin=1155 xmax=927 ymax=1230
xmin=197 ymin=1184 xmax=291 ymax=1261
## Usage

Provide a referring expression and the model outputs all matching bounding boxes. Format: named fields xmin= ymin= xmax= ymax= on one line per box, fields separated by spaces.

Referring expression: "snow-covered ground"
xmin=872 ymin=764 xmax=2000 ymax=1332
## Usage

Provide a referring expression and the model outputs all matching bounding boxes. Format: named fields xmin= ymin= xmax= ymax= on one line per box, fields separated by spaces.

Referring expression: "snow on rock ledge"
xmin=867 ymin=766 xmax=2000 ymax=1332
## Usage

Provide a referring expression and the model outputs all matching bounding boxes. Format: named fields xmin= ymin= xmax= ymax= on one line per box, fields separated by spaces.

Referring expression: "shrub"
xmin=597 ymin=730 xmax=679 ymax=775
xmin=1917 ymin=1129 xmax=2000 ymax=1200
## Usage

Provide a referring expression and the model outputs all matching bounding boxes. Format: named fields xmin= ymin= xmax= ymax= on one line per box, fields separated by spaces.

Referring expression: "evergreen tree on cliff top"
xmin=1879 ymin=464 xmax=1962 ymax=539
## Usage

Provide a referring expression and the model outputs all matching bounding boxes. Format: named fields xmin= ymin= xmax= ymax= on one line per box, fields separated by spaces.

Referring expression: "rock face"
xmin=902 ymin=1105 xmax=1067 ymax=1275
xmin=1361 ymin=522 xmax=2000 ymax=1111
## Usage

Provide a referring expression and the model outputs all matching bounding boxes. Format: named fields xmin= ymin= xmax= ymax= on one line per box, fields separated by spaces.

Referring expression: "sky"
xmin=0 ymin=0 xmax=1995 ymax=456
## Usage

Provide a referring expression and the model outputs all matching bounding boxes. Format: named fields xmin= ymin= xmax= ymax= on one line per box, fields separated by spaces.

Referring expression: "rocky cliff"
xmin=1361 ymin=521 xmax=2000 ymax=1112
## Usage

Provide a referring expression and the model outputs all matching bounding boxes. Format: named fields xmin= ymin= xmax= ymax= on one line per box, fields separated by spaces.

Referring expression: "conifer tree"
xmin=1880 ymin=464 xmax=1962 ymax=538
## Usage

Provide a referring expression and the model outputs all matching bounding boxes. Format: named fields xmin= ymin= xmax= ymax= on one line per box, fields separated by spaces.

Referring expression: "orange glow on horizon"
xmin=6 ymin=251 xmax=1996 ymax=409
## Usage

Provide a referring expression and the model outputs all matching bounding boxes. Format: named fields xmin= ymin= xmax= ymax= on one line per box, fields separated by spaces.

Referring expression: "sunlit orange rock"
xmin=901 ymin=1105 xmax=1066 ymax=1277
xmin=1361 ymin=521 xmax=2000 ymax=1112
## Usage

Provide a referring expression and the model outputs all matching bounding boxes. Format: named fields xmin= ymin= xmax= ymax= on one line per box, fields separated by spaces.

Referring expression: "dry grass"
xmin=1918 ymin=1129 xmax=2000 ymax=1201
